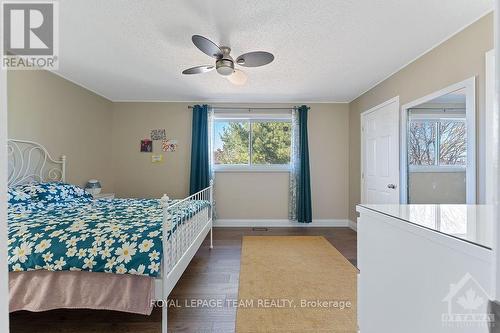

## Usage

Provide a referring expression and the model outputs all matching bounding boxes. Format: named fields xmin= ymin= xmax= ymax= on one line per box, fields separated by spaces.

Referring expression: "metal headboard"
xmin=8 ymin=139 xmax=66 ymax=187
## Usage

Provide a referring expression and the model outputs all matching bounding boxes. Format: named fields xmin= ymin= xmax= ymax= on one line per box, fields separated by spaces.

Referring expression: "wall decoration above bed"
xmin=151 ymin=154 xmax=163 ymax=163
xmin=140 ymin=139 xmax=153 ymax=152
xmin=150 ymin=129 xmax=166 ymax=141
xmin=162 ymin=139 xmax=178 ymax=152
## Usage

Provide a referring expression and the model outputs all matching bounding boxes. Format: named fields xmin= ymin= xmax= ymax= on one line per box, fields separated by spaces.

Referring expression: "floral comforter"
xmin=8 ymin=198 xmax=210 ymax=277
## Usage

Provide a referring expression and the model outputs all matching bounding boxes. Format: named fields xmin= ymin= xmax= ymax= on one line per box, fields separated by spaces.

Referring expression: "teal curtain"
xmin=297 ymin=105 xmax=312 ymax=223
xmin=189 ymin=104 xmax=209 ymax=195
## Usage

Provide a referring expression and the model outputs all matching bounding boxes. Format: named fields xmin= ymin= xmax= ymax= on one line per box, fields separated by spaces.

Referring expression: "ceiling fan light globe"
xmin=227 ymin=69 xmax=248 ymax=85
xmin=217 ymin=66 xmax=234 ymax=76
xmin=216 ymin=59 xmax=234 ymax=76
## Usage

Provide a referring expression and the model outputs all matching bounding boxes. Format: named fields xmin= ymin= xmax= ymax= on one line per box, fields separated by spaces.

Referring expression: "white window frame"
xmin=407 ymin=117 xmax=467 ymax=173
xmin=212 ymin=113 xmax=292 ymax=172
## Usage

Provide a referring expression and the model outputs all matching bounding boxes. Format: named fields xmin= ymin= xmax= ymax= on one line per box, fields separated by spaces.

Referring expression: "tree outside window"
xmin=213 ymin=119 xmax=291 ymax=167
xmin=408 ymin=119 xmax=466 ymax=167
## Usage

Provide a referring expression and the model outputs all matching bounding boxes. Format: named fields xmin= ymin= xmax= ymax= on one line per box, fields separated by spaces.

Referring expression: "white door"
xmin=361 ymin=97 xmax=400 ymax=204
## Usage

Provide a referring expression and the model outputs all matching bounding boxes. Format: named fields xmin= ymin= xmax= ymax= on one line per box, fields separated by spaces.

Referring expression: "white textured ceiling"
xmin=56 ymin=0 xmax=493 ymax=102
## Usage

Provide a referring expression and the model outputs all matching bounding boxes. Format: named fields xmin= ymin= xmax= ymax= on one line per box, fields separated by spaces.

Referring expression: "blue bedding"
xmin=8 ymin=184 xmax=210 ymax=277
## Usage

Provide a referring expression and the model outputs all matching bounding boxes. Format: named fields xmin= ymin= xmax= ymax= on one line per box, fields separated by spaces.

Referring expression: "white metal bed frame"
xmin=8 ymin=139 xmax=66 ymax=186
xmin=7 ymin=139 xmax=214 ymax=333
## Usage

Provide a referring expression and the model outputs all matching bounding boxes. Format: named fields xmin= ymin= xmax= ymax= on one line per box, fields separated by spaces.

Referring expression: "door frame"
xmin=400 ymin=77 xmax=476 ymax=204
xmin=494 ymin=0 xmax=500 ymax=301
xmin=360 ymin=96 xmax=400 ymax=204
xmin=485 ymin=49 xmax=497 ymax=204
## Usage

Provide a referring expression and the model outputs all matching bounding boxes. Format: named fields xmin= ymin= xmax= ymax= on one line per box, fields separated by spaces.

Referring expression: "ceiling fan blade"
xmin=192 ymin=35 xmax=223 ymax=59
xmin=227 ymin=69 xmax=248 ymax=86
xmin=182 ymin=65 xmax=214 ymax=75
xmin=236 ymin=51 xmax=274 ymax=67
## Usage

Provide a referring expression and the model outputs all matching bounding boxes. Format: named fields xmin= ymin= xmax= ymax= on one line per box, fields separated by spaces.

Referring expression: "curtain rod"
xmin=187 ymin=106 xmax=310 ymax=110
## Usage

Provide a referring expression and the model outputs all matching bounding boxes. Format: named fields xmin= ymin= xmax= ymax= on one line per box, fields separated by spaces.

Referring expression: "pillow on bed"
xmin=7 ymin=188 xmax=31 ymax=205
xmin=28 ymin=182 xmax=93 ymax=203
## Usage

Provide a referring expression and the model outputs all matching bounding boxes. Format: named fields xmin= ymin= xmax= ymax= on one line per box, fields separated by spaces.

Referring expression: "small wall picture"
xmin=140 ymin=139 xmax=153 ymax=152
xmin=162 ymin=139 xmax=178 ymax=152
xmin=151 ymin=129 xmax=166 ymax=141
xmin=151 ymin=154 xmax=163 ymax=163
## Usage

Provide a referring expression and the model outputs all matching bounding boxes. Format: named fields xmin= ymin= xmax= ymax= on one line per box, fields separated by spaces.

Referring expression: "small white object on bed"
xmin=85 ymin=179 xmax=102 ymax=195
xmin=7 ymin=139 xmax=214 ymax=333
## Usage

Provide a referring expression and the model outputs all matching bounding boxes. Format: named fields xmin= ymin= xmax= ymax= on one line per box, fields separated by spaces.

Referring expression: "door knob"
xmin=387 ymin=184 xmax=397 ymax=189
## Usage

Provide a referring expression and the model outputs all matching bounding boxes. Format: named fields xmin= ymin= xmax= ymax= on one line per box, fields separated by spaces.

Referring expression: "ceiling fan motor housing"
xmin=216 ymin=46 xmax=234 ymax=76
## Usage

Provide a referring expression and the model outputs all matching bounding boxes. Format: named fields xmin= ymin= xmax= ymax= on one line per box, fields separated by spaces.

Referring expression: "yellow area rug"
xmin=235 ymin=236 xmax=357 ymax=332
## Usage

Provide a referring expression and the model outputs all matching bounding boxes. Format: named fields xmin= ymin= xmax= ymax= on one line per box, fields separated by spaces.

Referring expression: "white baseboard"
xmin=213 ymin=219 xmax=350 ymax=227
xmin=348 ymin=220 xmax=357 ymax=232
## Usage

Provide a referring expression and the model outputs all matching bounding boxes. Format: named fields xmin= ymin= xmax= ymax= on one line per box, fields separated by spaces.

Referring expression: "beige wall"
xmin=308 ymin=103 xmax=350 ymax=220
xmin=110 ymin=102 xmax=192 ymax=199
xmin=7 ymin=71 xmax=350 ymax=220
xmin=7 ymin=71 xmax=114 ymax=192
xmin=214 ymin=172 xmax=290 ymax=219
xmin=348 ymin=13 xmax=493 ymax=221
xmin=409 ymin=172 xmax=466 ymax=204
xmin=111 ymin=103 xmax=350 ymax=220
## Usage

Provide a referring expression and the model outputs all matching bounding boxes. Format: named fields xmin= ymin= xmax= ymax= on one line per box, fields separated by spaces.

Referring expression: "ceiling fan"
xmin=182 ymin=35 xmax=274 ymax=85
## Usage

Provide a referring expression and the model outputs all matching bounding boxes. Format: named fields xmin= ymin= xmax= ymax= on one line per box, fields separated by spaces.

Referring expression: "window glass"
xmin=439 ymin=120 xmax=466 ymax=166
xmin=408 ymin=120 xmax=437 ymax=166
xmin=213 ymin=119 xmax=292 ymax=168
xmin=251 ymin=121 xmax=291 ymax=165
xmin=213 ymin=121 xmax=250 ymax=165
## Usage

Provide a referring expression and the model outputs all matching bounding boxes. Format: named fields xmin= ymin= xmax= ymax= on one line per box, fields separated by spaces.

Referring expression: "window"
xmin=213 ymin=117 xmax=292 ymax=171
xmin=438 ymin=120 xmax=467 ymax=166
xmin=408 ymin=118 xmax=466 ymax=170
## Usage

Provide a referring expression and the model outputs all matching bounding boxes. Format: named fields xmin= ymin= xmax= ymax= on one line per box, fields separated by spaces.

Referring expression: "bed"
xmin=7 ymin=139 xmax=214 ymax=333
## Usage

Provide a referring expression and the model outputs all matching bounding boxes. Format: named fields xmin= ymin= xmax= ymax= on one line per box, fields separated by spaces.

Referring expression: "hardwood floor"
xmin=9 ymin=227 xmax=357 ymax=333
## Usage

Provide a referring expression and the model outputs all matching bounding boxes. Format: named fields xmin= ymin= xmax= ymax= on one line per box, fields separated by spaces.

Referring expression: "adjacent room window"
xmin=408 ymin=118 xmax=466 ymax=169
xmin=213 ymin=116 xmax=292 ymax=171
